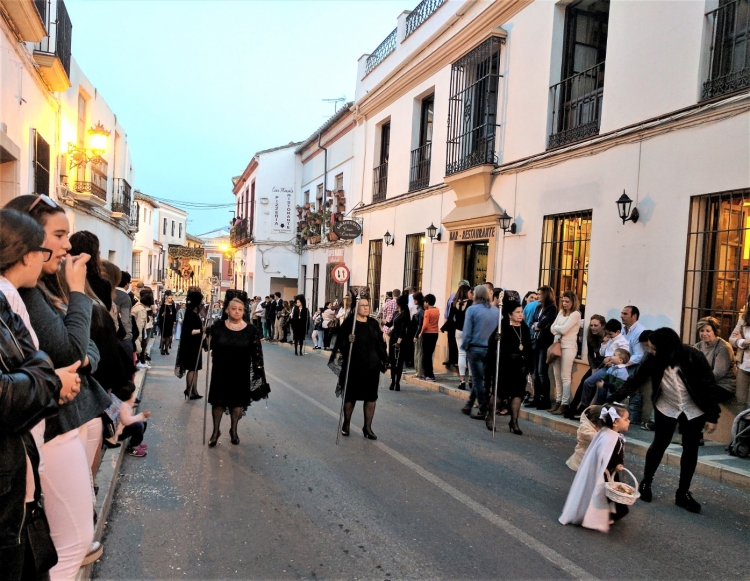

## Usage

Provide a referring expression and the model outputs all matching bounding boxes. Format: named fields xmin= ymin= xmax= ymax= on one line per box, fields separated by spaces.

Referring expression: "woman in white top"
xmin=728 ymin=299 xmax=750 ymax=411
xmin=550 ymin=290 xmax=582 ymax=416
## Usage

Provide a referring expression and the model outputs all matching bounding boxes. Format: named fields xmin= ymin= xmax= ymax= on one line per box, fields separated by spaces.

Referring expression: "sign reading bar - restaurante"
xmin=449 ymin=226 xmax=497 ymax=242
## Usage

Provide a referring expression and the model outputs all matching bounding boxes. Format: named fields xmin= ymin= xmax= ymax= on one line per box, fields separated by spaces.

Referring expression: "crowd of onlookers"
xmin=0 ymin=196 xmax=163 ymax=580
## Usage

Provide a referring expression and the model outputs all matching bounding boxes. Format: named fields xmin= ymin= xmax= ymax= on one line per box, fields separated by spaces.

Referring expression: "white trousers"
xmin=78 ymin=417 xmax=102 ymax=472
xmin=42 ymin=429 xmax=95 ymax=581
xmin=551 ymin=344 xmax=577 ymax=405
xmin=455 ymin=329 xmax=467 ymax=378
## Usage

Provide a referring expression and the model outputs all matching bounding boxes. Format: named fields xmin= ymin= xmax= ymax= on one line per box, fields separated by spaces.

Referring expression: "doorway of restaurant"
xmin=462 ymin=241 xmax=488 ymax=288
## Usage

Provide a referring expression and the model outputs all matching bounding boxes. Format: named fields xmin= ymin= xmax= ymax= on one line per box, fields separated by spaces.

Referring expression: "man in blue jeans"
xmin=621 ymin=305 xmax=647 ymax=424
xmin=460 ymin=285 xmax=499 ymax=419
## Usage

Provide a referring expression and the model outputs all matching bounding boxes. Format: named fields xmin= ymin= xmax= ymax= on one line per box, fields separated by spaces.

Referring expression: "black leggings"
xmin=644 ymin=409 xmax=706 ymax=491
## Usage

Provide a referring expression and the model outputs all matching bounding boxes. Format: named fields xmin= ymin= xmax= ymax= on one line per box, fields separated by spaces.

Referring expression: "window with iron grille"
xmin=131 ymin=252 xmax=141 ymax=279
xmin=163 ymin=218 xmax=167 ymax=235
xmin=171 ymin=220 xmax=175 ymax=237
xmin=682 ymin=189 xmax=750 ymax=342
xmin=548 ymin=0 xmax=609 ymax=149
xmin=179 ymin=223 xmax=183 ymax=239
xmin=312 ymin=263 xmax=320 ymax=310
xmin=373 ymin=122 xmax=390 ymax=202
xmin=410 ymin=95 xmax=433 ymax=192
xmin=32 ymin=129 xmax=50 ymax=196
xmin=446 ymin=37 xmax=503 ymax=176
xmin=403 ymin=233 xmax=425 ymax=291
xmin=703 ymin=0 xmax=750 ymax=101
xmin=367 ymin=240 xmax=383 ymax=311
xmin=539 ymin=211 xmax=592 ymax=354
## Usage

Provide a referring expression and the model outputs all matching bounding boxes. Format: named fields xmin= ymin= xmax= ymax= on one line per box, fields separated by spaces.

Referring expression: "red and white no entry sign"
xmin=332 ymin=264 xmax=350 ymax=284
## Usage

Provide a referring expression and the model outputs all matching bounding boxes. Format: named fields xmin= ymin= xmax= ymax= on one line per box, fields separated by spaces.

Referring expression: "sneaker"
xmin=424 ymin=377 xmax=435 ymax=382
xmin=128 ymin=447 xmax=147 ymax=457
xmin=641 ymin=421 xmax=656 ymax=431
xmin=675 ymin=490 xmax=701 ymax=513
xmin=81 ymin=541 xmax=103 ymax=565
xmin=136 ymin=362 xmax=147 ymax=369
xmin=144 ymin=362 xmax=152 ymax=369
xmin=137 ymin=444 xmax=148 ymax=450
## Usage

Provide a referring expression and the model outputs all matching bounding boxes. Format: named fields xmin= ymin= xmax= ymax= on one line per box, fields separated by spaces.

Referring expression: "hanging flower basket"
xmin=309 ymin=235 xmax=321 ymax=244
xmin=337 ymin=204 xmax=346 ymax=212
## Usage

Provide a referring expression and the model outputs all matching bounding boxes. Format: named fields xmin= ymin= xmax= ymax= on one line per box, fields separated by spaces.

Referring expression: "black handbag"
xmin=26 ymin=464 xmax=58 ymax=575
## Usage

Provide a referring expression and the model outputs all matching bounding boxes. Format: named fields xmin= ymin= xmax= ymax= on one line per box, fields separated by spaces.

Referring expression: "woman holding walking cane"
xmin=176 ymin=290 xmax=204 ymax=400
xmin=206 ymin=297 xmax=267 ymax=447
xmin=330 ymin=293 xmax=389 ymax=440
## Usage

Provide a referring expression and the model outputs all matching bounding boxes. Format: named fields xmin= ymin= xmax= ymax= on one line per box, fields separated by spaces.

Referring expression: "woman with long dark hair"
xmin=449 ymin=284 xmax=472 ymax=390
xmin=176 ymin=290 xmax=204 ymax=400
xmin=387 ymin=294 xmax=410 ymax=391
xmin=608 ymin=327 xmax=720 ymax=513
xmin=330 ymin=295 xmax=389 ymax=440
xmin=158 ymin=291 xmax=177 ymax=355
xmin=568 ymin=314 xmax=606 ymax=419
xmin=69 ymin=230 xmax=112 ymax=311
xmin=530 ymin=285 xmax=558 ymax=410
xmin=290 ymin=295 xmax=309 ymax=355
xmin=207 ymin=298 xmax=268 ymax=446
xmin=485 ymin=300 xmax=533 ymax=434
xmin=5 ymin=195 xmax=112 ymax=577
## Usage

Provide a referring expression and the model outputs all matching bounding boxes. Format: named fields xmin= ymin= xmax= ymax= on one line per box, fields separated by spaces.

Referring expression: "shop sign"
xmin=333 ymin=220 xmax=362 ymax=240
xmin=272 ymin=186 xmax=293 ymax=233
xmin=449 ymin=226 xmax=497 ymax=242
xmin=328 ymin=250 xmax=344 ymax=264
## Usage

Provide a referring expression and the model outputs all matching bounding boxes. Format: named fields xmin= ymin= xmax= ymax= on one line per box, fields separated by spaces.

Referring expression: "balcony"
xmin=702 ymin=0 xmax=750 ymax=101
xmin=404 ymin=0 xmax=446 ymax=39
xmin=372 ymin=162 xmax=388 ymax=203
xmin=548 ymin=62 xmax=605 ymax=149
xmin=32 ymin=0 xmax=72 ymax=91
xmin=230 ymin=217 xmax=252 ymax=248
xmin=409 ymin=142 xmax=431 ymax=192
xmin=364 ymin=28 xmax=397 ymax=76
xmin=111 ymin=178 xmax=132 ymax=218
xmin=0 ymin=0 xmax=47 ymax=42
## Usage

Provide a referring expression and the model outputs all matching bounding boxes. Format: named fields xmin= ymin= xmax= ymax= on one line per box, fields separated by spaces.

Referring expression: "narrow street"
xmin=94 ymin=344 xmax=749 ymax=580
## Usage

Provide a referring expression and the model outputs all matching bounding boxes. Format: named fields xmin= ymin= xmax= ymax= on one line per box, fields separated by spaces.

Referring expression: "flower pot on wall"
xmin=328 ymin=232 xmax=339 ymax=241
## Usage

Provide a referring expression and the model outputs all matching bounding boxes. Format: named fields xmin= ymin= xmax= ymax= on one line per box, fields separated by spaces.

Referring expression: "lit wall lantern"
xmin=426 ymin=222 xmax=441 ymax=242
xmin=383 ymin=230 xmax=394 ymax=246
xmin=499 ymin=210 xmax=516 ymax=234
xmin=616 ymin=191 xmax=639 ymax=225
xmin=67 ymin=120 xmax=110 ymax=169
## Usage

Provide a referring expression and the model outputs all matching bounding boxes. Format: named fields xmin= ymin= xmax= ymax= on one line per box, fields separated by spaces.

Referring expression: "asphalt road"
xmin=93 ymin=341 xmax=750 ymax=580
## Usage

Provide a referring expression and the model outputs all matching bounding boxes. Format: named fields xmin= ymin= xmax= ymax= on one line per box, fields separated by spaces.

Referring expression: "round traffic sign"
xmin=332 ymin=264 xmax=350 ymax=284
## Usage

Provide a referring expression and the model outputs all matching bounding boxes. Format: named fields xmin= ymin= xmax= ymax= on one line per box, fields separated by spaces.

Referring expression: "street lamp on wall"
xmin=383 ymin=230 xmax=394 ymax=246
xmin=68 ymin=121 xmax=111 ymax=169
xmin=616 ymin=191 xmax=640 ymax=225
xmin=426 ymin=222 xmax=441 ymax=242
xmin=499 ymin=210 xmax=516 ymax=234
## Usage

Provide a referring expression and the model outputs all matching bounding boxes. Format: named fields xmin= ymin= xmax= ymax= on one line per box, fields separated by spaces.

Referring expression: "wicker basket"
xmin=604 ymin=468 xmax=640 ymax=506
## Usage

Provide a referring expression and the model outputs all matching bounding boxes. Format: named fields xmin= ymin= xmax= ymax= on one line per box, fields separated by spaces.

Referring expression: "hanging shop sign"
xmin=332 ymin=220 xmax=362 ymax=240
xmin=448 ymin=226 xmax=497 ymax=242
xmin=271 ymin=186 xmax=293 ymax=233
xmin=332 ymin=264 xmax=350 ymax=284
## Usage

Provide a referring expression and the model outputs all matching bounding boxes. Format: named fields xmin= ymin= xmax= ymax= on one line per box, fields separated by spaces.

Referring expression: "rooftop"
xmin=295 ymin=103 xmax=354 ymax=153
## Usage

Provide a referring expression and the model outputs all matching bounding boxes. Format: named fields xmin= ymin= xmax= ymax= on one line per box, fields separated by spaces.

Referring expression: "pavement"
xmin=88 ymin=338 xmax=749 ymax=580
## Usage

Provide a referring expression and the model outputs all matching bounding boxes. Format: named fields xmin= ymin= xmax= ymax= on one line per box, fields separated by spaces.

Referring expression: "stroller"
xmin=728 ymin=408 xmax=750 ymax=458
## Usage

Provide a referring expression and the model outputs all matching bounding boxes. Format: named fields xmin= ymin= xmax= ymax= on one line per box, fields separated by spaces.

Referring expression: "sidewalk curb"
xmin=77 ymin=363 xmax=150 ymax=581
xmin=400 ymin=374 xmax=750 ymax=493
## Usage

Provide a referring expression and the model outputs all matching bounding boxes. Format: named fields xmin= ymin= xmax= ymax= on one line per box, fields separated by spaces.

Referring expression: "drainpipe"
xmin=317 ymin=132 xmax=328 ymax=204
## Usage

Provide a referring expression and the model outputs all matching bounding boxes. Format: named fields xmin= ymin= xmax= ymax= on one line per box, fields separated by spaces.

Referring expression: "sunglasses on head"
xmin=28 ymin=194 xmax=60 ymax=212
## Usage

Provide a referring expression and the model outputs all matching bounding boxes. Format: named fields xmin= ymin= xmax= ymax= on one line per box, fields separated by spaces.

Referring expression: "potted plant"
xmin=328 ymin=231 xmax=339 ymax=242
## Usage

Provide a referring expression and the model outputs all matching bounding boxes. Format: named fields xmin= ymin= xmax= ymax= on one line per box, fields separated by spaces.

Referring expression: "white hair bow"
xmin=600 ymin=406 xmax=620 ymax=422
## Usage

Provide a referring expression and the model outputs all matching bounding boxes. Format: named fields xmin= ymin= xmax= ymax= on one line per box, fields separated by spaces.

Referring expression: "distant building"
xmin=198 ymin=227 xmax=232 ymax=303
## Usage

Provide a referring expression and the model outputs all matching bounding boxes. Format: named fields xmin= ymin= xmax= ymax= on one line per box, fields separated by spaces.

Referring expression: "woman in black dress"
xmin=159 ymin=291 xmax=177 ymax=354
xmin=176 ymin=290 xmax=204 ymax=400
xmin=387 ymin=294 xmax=410 ymax=391
xmin=207 ymin=297 xmax=267 ymax=446
xmin=290 ymin=295 xmax=309 ymax=356
xmin=486 ymin=300 xmax=533 ymax=434
xmin=330 ymin=296 xmax=389 ymax=440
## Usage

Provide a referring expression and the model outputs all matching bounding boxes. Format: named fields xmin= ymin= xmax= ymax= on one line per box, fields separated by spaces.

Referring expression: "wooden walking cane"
xmin=492 ymin=290 xmax=504 ymax=441
xmin=202 ymin=332 xmax=211 ymax=445
xmin=336 ymin=293 xmax=361 ymax=446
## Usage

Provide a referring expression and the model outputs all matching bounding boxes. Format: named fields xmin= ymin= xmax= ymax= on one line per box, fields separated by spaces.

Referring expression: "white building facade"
xmin=231 ymin=143 xmax=301 ymax=300
xmin=131 ymin=191 xmax=160 ymax=286
xmin=341 ymin=0 xmax=749 ymax=436
xmin=0 ymin=0 xmax=138 ymax=272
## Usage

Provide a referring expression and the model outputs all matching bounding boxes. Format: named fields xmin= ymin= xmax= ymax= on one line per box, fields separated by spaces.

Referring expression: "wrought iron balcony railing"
xmin=409 ymin=143 xmax=431 ymax=192
xmin=230 ymin=217 xmax=252 ymax=248
xmin=702 ymin=0 xmax=750 ymax=101
xmin=548 ymin=62 xmax=605 ymax=150
xmin=365 ymin=28 xmax=397 ymax=76
xmin=111 ymin=178 xmax=131 ymax=216
xmin=129 ymin=201 xmax=139 ymax=232
xmin=405 ymin=0 xmax=445 ymax=39
xmin=372 ymin=163 xmax=388 ymax=203
xmin=33 ymin=0 xmax=71 ymax=79
xmin=74 ymin=180 xmax=106 ymax=201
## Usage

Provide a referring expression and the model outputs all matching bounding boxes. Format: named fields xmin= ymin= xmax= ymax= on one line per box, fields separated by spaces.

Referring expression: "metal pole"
xmin=492 ymin=290 xmax=504 ymax=441
xmin=202 ymin=332 xmax=211 ymax=446
xmin=336 ymin=294 xmax=360 ymax=445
